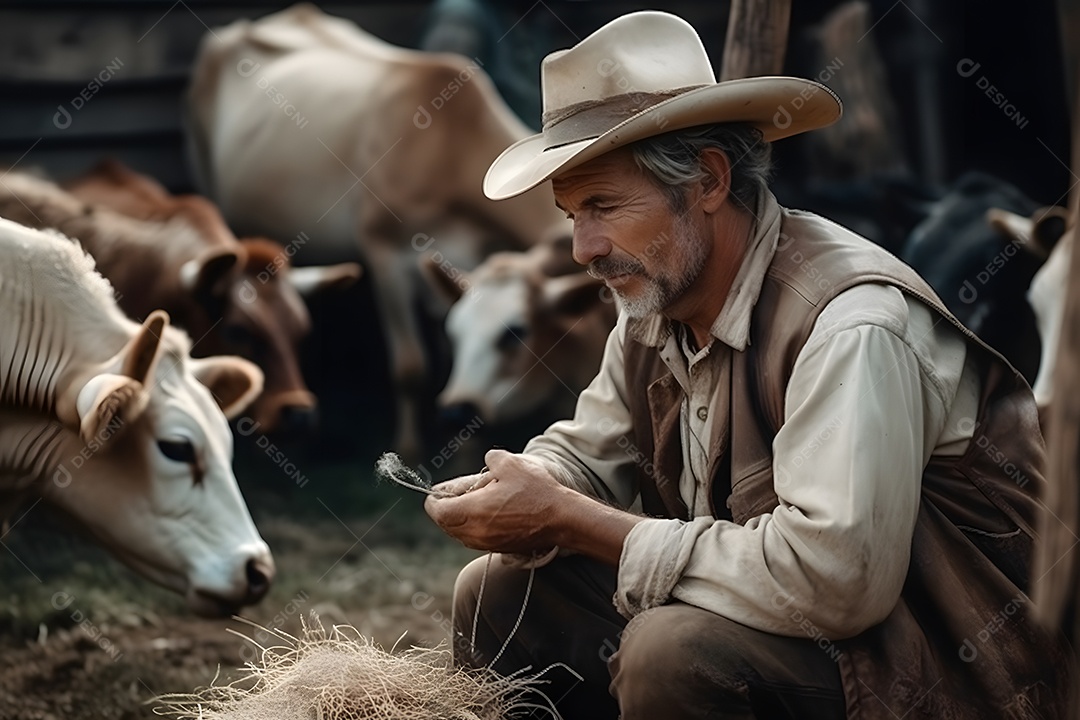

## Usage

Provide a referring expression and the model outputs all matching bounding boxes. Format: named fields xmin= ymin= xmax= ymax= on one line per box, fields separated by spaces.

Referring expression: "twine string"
xmin=375 ymin=452 xmax=536 ymax=671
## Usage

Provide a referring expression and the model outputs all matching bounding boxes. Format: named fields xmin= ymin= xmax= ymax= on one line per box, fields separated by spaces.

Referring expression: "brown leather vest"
xmin=624 ymin=208 xmax=1072 ymax=719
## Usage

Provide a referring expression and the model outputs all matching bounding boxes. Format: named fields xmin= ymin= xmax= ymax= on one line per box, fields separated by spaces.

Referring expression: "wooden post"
xmin=719 ymin=0 xmax=791 ymax=80
xmin=802 ymin=1 xmax=908 ymax=180
xmin=1033 ymin=3 xmax=1080 ymax=643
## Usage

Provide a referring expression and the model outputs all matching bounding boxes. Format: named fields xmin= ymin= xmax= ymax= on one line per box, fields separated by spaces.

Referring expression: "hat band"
xmin=541 ymin=86 xmax=707 ymax=149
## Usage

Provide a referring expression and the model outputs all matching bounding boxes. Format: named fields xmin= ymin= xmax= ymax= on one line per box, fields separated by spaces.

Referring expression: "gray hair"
xmin=629 ymin=124 xmax=772 ymax=214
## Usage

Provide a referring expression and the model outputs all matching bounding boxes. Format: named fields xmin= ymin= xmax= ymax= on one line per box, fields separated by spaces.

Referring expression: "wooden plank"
xmin=1033 ymin=1 xmax=1080 ymax=642
xmin=719 ymin=0 xmax=791 ymax=80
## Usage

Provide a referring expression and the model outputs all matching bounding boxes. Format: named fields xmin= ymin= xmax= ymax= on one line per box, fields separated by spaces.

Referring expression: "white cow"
xmin=0 ymin=217 xmax=273 ymax=616
xmin=186 ymin=3 xmax=568 ymax=459
xmin=426 ymin=241 xmax=617 ymax=434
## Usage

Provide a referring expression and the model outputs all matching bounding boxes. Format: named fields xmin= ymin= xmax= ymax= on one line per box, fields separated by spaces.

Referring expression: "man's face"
xmin=551 ymin=148 xmax=709 ymax=318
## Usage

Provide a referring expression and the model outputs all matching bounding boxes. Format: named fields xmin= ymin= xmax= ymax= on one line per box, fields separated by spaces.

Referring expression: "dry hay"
xmin=153 ymin=616 xmax=560 ymax=720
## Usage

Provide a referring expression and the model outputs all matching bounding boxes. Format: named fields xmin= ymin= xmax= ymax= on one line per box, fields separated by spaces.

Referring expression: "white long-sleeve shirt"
xmin=523 ymin=192 xmax=982 ymax=640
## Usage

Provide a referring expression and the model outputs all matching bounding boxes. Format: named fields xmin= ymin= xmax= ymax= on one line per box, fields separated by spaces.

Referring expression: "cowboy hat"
xmin=484 ymin=11 xmax=843 ymax=201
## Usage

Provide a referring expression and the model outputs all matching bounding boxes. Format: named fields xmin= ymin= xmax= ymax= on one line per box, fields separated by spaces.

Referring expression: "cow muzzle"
xmin=253 ymin=390 xmax=318 ymax=436
xmin=187 ymin=547 xmax=276 ymax=617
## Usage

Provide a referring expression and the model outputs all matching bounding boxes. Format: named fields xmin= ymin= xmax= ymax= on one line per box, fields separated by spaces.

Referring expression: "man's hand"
xmin=425 ymin=449 xmax=570 ymax=555
xmin=425 ymin=449 xmax=647 ymax=566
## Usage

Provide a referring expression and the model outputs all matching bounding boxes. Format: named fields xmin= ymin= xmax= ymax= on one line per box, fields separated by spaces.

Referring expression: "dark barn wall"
xmin=0 ymin=1 xmax=731 ymax=465
xmin=0 ymin=2 xmax=731 ymax=193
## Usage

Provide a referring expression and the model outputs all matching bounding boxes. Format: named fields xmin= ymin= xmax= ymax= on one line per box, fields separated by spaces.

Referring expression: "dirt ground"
xmin=0 ymin=462 xmax=480 ymax=720
xmin=0 ymin=600 xmax=460 ymax=719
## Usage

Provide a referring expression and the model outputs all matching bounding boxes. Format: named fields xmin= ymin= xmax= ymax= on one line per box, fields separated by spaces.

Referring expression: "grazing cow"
xmin=0 ymin=217 xmax=273 ymax=615
xmin=426 ymin=241 xmax=616 ymax=439
xmin=901 ymin=172 xmax=1059 ymax=382
xmin=0 ymin=164 xmax=360 ymax=435
xmin=186 ymin=3 xmax=568 ymax=458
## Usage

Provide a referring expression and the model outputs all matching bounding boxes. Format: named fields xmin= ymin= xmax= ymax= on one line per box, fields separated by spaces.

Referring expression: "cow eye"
xmin=157 ymin=439 xmax=197 ymax=464
xmin=498 ymin=325 xmax=527 ymax=350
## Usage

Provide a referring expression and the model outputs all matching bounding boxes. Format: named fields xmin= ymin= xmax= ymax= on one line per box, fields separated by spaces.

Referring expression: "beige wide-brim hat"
xmin=484 ymin=11 xmax=843 ymax=201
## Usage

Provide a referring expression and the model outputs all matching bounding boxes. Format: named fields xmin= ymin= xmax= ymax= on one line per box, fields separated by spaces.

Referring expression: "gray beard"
xmin=613 ymin=217 xmax=708 ymax=318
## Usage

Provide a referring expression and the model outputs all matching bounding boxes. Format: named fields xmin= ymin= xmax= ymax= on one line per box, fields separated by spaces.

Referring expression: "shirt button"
xmin=696 ymin=406 xmax=709 ymax=421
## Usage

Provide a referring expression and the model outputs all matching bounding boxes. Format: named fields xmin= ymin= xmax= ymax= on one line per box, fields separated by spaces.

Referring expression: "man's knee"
xmin=610 ymin=605 xmax=750 ymax=703
xmin=610 ymin=604 xmax=846 ymax=720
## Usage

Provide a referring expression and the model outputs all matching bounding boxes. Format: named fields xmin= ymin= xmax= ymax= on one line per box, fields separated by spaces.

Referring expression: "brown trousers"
xmin=452 ymin=555 xmax=848 ymax=719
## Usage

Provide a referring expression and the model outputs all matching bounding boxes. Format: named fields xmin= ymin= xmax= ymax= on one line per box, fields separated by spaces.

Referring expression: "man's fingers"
xmin=424 ymin=494 xmax=469 ymax=528
xmin=484 ymin=448 xmax=517 ymax=475
xmin=430 ymin=474 xmax=482 ymax=498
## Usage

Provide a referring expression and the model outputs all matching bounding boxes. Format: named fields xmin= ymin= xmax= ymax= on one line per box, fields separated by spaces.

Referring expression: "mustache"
xmin=587 ymin=256 xmax=647 ymax=280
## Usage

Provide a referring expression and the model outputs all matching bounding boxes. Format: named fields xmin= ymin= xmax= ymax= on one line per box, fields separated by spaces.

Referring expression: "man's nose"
xmin=572 ymin=221 xmax=612 ymax=266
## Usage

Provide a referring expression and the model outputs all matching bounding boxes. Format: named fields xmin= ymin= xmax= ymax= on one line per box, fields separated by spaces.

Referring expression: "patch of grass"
xmin=0 ymin=450 xmax=478 ymax=641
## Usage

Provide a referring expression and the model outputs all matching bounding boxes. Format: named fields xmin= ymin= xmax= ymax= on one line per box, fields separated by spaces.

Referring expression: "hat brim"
xmin=484 ymin=76 xmax=842 ymax=200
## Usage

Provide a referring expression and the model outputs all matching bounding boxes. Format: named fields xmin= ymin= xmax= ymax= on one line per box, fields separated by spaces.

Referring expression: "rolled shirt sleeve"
xmin=616 ymin=286 xmax=969 ymax=639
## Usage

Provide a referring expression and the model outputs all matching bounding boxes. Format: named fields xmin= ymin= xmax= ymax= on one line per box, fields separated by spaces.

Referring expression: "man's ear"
xmin=190 ymin=356 xmax=264 ymax=419
xmin=696 ymin=147 xmax=734 ymax=213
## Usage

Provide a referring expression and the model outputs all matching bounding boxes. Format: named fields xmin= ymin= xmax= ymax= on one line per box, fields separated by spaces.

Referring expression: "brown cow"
xmin=0 ymin=162 xmax=360 ymax=435
xmin=186 ymin=4 xmax=569 ymax=459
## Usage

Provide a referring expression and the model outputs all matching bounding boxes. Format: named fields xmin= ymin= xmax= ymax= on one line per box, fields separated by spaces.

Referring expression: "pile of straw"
xmin=153 ymin=617 xmax=557 ymax=720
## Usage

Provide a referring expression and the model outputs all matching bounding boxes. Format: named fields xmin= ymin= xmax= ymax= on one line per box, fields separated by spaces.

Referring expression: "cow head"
xmin=180 ymin=239 xmax=360 ymax=435
xmin=51 ymin=310 xmax=274 ymax=616
xmin=902 ymin=173 xmax=1054 ymax=382
xmin=430 ymin=252 xmax=615 ymax=428
xmin=986 ymin=205 xmax=1072 ymax=411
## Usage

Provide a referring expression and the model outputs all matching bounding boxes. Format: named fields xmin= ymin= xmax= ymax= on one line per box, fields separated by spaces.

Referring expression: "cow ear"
xmin=288 ymin=263 xmax=362 ymax=296
xmin=987 ymin=207 xmax=1034 ymax=247
xmin=190 ymin=356 xmax=264 ymax=419
xmin=63 ymin=311 xmax=169 ymax=443
xmin=543 ymin=273 xmax=606 ymax=316
xmin=420 ymin=253 xmax=468 ymax=304
xmin=535 ymin=223 xmax=579 ymax=276
xmin=76 ymin=374 xmax=147 ymax=447
xmin=121 ymin=310 xmax=168 ymax=384
xmin=1031 ymin=206 xmax=1070 ymax=256
xmin=988 ymin=207 xmax=1069 ymax=259
xmin=179 ymin=248 xmax=241 ymax=297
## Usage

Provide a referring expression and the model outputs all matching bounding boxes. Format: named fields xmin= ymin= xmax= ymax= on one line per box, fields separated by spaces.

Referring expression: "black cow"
xmin=901 ymin=172 xmax=1066 ymax=382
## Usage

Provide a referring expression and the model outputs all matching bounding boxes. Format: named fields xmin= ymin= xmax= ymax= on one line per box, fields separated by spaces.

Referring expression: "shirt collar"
xmin=627 ymin=191 xmax=782 ymax=351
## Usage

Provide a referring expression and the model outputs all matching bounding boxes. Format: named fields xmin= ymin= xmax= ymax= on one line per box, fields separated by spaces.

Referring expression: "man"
xmin=425 ymin=11 xmax=1071 ymax=719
